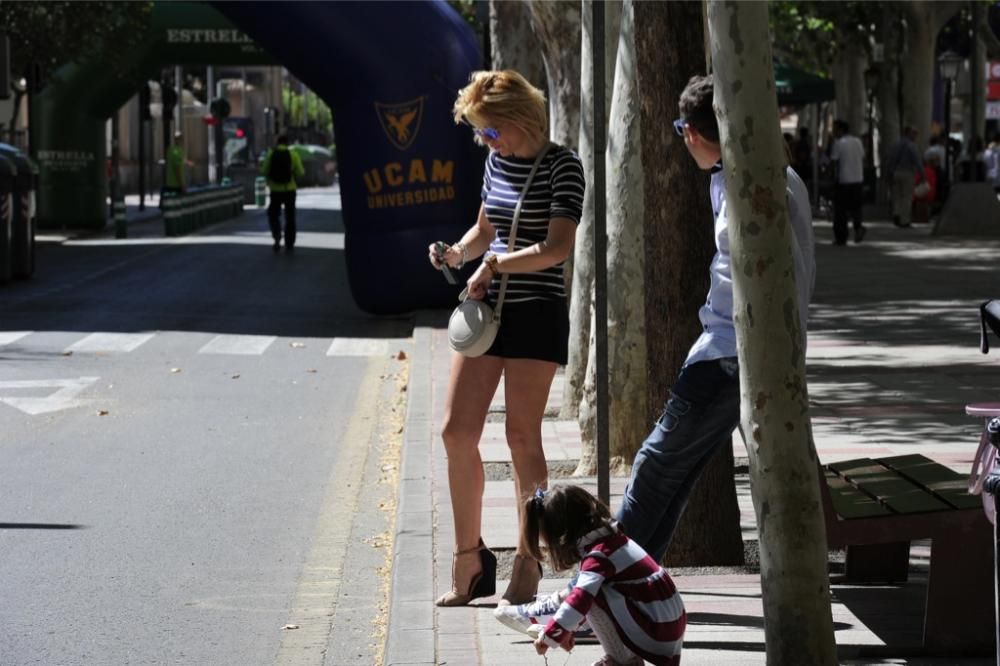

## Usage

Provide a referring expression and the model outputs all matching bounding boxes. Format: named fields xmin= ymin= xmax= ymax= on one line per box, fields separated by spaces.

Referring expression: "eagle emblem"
xmin=375 ymin=97 xmax=425 ymax=151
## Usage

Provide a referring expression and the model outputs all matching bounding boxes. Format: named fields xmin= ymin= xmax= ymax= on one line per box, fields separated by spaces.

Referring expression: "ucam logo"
xmin=363 ymin=159 xmax=455 ymax=210
xmin=375 ymin=97 xmax=425 ymax=151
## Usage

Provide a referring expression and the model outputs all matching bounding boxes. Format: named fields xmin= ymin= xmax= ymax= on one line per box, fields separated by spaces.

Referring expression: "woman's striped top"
xmin=482 ymin=144 xmax=585 ymax=304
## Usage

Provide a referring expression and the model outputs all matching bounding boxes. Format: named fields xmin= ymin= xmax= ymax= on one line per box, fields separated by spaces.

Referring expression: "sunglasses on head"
xmin=673 ymin=119 xmax=687 ymax=137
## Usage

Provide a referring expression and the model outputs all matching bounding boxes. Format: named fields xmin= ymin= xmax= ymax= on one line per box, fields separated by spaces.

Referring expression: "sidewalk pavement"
xmin=387 ymin=217 xmax=1000 ymax=666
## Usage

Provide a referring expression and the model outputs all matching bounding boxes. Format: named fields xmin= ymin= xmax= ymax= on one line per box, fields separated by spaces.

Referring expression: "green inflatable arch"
xmin=32 ymin=3 xmax=275 ymax=230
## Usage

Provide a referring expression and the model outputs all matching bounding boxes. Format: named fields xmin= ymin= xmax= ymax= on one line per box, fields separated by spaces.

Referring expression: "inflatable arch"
xmin=33 ymin=1 xmax=484 ymax=313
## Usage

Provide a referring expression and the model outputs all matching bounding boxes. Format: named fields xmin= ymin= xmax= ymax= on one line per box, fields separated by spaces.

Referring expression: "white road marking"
xmin=198 ymin=334 xmax=277 ymax=355
xmin=0 ymin=377 xmax=100 ymax=415
xmin=67 ymin=332 xmax=155 ymax=353
xmin=326 ymin=338 xmax=407 ymax=357
xmin=0 ymin=332 xmax=30 ymax=347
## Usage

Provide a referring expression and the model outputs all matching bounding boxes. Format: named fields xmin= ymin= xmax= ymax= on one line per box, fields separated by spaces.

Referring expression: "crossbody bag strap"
xmin=494 ymin=142 xmax=554 ymax=320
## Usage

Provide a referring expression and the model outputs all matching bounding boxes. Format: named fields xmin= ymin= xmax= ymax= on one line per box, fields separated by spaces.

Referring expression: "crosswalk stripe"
xmin=326 ymin=338 xmax=407 ymax=357
xmin=66 ymin=332 xmax=156 ymax=353
xmin=0 ymin=331 xmax=30 ymax=347
xmin=198 ymin=334 xmax=277 ymax=355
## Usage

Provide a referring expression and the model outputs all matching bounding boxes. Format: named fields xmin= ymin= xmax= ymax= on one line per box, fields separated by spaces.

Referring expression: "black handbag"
xmin=980 ymin=300 xmax=1000 ymax=354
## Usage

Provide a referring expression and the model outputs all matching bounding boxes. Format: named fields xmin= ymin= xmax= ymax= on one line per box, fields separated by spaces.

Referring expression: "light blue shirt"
xmin=684 ymin=165 xmax=815 ymax=367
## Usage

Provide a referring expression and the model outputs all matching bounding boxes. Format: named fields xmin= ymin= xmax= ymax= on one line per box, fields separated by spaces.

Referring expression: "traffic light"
xmin=210 ymin=98 xmax=231 ymax=121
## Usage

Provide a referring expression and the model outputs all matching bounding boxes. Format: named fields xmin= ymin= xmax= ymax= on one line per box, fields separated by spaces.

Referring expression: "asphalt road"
xmin=0 ymin=189 xmax=411 ymax=665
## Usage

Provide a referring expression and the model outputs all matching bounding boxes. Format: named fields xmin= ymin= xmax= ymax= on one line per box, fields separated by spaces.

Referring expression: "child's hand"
xmin=533 ymin=637 xmax=548 ymax=656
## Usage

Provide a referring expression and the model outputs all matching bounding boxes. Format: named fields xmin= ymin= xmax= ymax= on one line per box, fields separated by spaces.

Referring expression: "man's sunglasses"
xmin=673 ymin=119 xmax=687 ymax=137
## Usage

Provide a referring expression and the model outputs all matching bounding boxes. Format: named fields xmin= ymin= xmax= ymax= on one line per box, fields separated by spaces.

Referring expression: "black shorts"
xmin=485 ymin=297 xmax=569 ymax=365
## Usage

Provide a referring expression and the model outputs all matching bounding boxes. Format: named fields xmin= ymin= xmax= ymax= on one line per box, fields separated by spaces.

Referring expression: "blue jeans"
xmin=616 ymin=358 xmax=740 ymax=563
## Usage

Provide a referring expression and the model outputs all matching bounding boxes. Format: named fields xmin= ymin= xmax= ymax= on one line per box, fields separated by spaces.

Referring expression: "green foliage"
xmin=282 ymin=84 xmax=333 ymax=134
xmin=446 ymin=0 xmax=480 ymax=30
xmin=770 ymin=1 xmax=880 ymax=75
xmin=0 ymin=1 xmax=153 ymax=83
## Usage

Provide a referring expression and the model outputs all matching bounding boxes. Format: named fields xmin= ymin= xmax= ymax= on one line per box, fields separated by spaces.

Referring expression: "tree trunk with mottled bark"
xmin=576 ymin=0 xmax=644 ymax=476
xmin=528 ymin=1 xmax=581 ymax=151
xmin=900 ymin=1 xmax=961 ymax=150
xmin=633 ymin=0 xmax=743 ymax=567
xmin=832 ymin=45 xmax=867 ymax=136
xmin=708 ymin=2 xmax=837 ymax=663
xmin=562 ymin=0 xmax=620 ymax=420
xmin=489 ymin=1 xmax=545 ymax=90
xmin=877 ymin=4 xmax=903 ymax=182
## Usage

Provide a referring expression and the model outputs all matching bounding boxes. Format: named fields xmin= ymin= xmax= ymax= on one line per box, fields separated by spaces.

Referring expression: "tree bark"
xmin=832 ymin=45 xmax=867 ymax=136
xmin=633 ymin=0 xmax=743 ymax=568
xmin=528 ymin=1 xmax=581 ymax=151
xmin=708 ymin=2 xmax=837 ymax=663
xmin=563 ymin=0 xmax=620 ymax=420
xmin=576 ymin=0 xmax=644 ymax=476
xmin=900 ymin=1 xmax=961 ymax=149
xmin=877 ymin=4 xmax=903 ymax=179
xmin=971 ymin=1 xmax=987 ymax=143
xmin=488 ymin=1 xmax=545 ymax=89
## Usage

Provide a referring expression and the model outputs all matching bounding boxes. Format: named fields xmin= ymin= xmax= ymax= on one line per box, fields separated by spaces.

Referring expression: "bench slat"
xmin=828 ymin=458 xmax=951 ymax=514
xmin=824 ymin=470 xmax=893 ymax=519
xmin=877 ymin=454 xmax=982 ymax=510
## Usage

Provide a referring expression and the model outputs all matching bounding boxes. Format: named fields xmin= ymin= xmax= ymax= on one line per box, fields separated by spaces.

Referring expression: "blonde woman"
xmin=428 ymin=70 xmax=585 ymax=607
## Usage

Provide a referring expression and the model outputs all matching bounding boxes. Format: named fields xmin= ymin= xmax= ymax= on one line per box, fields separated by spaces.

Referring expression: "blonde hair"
xmin=453 ymin=70 xmax=547 ymax=146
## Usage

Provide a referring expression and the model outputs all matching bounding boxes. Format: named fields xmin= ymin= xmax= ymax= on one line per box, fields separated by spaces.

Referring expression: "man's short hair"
xmin=277 ymin=134 xmax=289 ymax=145
xmin=678 ymin=74 xmax=719 ymax=143
xmin=833 ymin=119 xmax=849 ymax=134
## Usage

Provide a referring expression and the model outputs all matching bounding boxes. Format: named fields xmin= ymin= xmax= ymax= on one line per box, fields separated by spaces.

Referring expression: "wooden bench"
xmin=820 ymin=453 xmax=994 ymax=654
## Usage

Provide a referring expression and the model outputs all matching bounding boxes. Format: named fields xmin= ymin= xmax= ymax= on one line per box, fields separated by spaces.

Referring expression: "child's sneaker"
xmin=493 ymin=588 xmax=563 ymax=634
xmin=525 ymin=622 xmax=596 ymax=643
xmin=495 ymin=588 xmax=596 ymax=642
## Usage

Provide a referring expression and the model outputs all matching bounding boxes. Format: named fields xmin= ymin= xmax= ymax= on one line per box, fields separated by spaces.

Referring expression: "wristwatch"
xmin=484 ymin=253 xmax=500 ymax=275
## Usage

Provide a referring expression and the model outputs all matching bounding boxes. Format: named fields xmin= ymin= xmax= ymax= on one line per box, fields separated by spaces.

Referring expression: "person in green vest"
xmin=261 ymin=135 xmax=305 ymax=252
xmin=163 ymin=131 xmax=189 ymax=196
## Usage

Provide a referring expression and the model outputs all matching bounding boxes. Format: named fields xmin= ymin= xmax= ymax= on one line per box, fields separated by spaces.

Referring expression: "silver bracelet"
xmin=453 ymin=242 xmax=468 ymax=269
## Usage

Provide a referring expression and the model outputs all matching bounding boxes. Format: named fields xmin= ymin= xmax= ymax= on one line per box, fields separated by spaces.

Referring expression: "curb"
xmin=385 ymin=322 xmax=437 ymax=666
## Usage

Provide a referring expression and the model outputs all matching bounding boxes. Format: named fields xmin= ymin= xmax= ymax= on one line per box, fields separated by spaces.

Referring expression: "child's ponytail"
xmin=520 ymin=488 xmax=546 ymax=565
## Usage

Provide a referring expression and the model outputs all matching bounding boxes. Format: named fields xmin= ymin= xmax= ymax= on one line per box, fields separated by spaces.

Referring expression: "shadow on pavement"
xmin=0 ymin=201 xmax=414 ymax=341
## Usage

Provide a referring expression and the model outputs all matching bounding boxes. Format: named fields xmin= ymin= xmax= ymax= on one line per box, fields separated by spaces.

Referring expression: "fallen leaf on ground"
xmin=62 ymin=350 xmax=73 ymax=356
xmin=282 ymin=624 xmax=300 ymax=630
xmin=395 ymin=350 xmax=407 ymax=360
xmin=97 ymin=410 xmax=109 ymax=416
xmin=231 ymin=374 xmax=241 ymax=380
xmin=170 ymin=368 xmax=181 ymax=373
xmin=306 ymin=368 xmax=317 ymax=373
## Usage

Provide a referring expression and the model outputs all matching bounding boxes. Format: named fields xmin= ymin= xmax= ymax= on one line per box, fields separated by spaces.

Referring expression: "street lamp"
xmin=938 ymin=51 xmax=963 ymax=185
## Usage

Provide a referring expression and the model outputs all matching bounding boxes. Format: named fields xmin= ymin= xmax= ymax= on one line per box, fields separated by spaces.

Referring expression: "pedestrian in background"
xmin=829 ymin=119 xmax=866 ymax=244
xmin=428 ymin=69 xmax=584 ymax=608
xmin=261 ymin=135 xmax=305 ymax=253
xmin=886 ymin=126 xmax=925 ymax=228
xmin=987 ymin=134 xmax=1000 ymax=194
xmin=163 ymin=131 xmax=189 ymax=197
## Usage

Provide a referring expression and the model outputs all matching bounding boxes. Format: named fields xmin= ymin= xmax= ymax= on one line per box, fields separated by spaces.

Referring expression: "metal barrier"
xmin=162 ymin=184 xmax=244 ymax=237
xmin=113 ymin=197 xmax=127 ymax=239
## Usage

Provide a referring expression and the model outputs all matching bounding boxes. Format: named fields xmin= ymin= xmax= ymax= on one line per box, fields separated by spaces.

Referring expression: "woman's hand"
xmin=533 ymin=637 xmax=548 ymax=656
xmin=427 ymin=242 xmax=463 ymax=270
xmin=465 ymin=263 xmax=493 ymax=300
